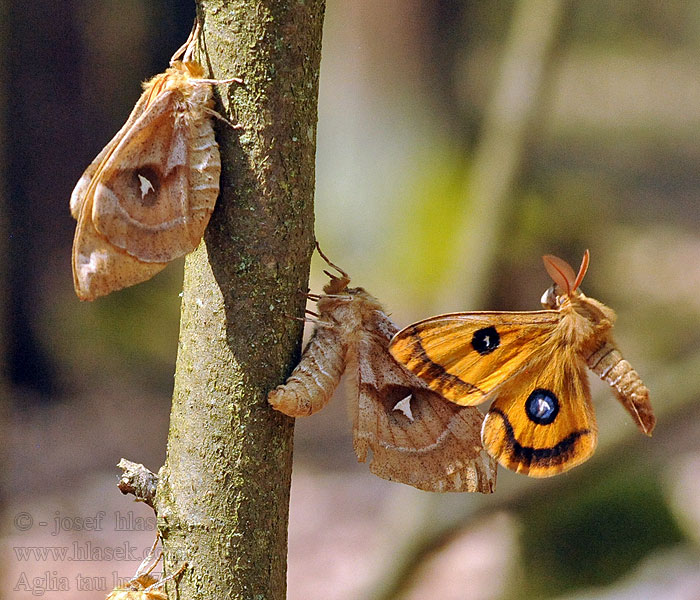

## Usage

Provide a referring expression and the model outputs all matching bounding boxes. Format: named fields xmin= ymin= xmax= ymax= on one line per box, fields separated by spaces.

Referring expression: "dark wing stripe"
xmin=405 ymin=330 xmax=484 ymax=398
xmin=489 ymin=408 xmax=591 ymax=467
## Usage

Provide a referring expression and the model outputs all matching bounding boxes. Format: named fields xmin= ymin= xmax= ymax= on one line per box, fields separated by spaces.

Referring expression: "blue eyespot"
xmin=472 ymin=326 xmax=500 ymax=355
xmin=525 ymin=388 xmax=559 ymax=425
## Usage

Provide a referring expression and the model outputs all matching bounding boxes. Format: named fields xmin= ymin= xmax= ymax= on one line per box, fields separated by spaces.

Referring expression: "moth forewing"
xmin=90 ymin=71 xmax=219 ymax=261
xmin=72 ymin=215 xmax=168 ymax=302
xmin=71 ymin=83 xmax=169 ymax=301
xmin=70 ymin=88 xmax=155 ymax=221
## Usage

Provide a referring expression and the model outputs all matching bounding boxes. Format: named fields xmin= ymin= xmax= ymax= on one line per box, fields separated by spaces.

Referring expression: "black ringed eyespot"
xmin=472 ymin=326 xmax=500 ymax=355
xmin=525 ymin=388 xmax=559 ymax=425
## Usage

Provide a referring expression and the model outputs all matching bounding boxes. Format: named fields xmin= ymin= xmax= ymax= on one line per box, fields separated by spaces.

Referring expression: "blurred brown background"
xmin=2 ymin=1 xmax=700 ymax=599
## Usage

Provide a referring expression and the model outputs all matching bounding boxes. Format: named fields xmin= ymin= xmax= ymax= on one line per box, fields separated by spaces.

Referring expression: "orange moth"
xmin=390 ymin=251 xmax=655 ymax=478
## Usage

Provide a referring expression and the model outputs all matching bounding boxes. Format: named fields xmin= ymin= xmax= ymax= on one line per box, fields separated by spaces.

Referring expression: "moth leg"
xmin=142 ymin=562 xmax=188 ymax=594
xmin=320 ymin=293 xmax=353 ymax=300
xmin=282 ymin=312 xmax=333 ymax=328
xmin=283 ymin=313 xmax=309 ymax=323
xmin=200 ymin=105 xmax=244 ymax=130
xmin=315 ymin=241 xmax=349 ymax=279
xmin=133 ymin=534 xmax=161 ymax=579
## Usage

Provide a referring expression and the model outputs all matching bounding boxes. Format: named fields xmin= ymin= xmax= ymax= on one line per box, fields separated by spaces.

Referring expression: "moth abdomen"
xmin=268 ymin=326 xmax=347 ymax=417
xmin=588 ymin=343 xmax=655 ymax=435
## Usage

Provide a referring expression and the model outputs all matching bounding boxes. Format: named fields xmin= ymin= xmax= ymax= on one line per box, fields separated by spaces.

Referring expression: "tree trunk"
xmin=155 ymin=1 xmax=325 ymax=598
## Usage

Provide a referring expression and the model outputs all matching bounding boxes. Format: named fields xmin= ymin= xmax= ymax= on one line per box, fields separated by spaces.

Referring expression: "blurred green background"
xmin=2 ymin=1 xmax=699 ymax=599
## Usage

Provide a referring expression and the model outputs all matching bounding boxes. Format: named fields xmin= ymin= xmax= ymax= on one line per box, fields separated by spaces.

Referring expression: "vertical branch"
xmin=155 ymin=1 xmax=325 ymax=599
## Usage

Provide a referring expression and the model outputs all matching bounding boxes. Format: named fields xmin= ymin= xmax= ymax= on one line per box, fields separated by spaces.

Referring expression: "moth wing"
xmin=481 ymin=352 xmax=598 ymax=477
xmin=72 ymin=210 xmax=167 ymax=301
xmin=389 ymin=312 xmax=559 ymax=406
xmin=70 ymin=92 xmax=180 ymax=300
xmin=90 ymin=85 xmax=216 ymax=263
xmin=71 ymin=72 xmax=219 ymax=300
xmin=70 ymin=87 xmax=154 ymax=221
xmin=352 ymin=314 xmax=497 ymax=493
xmin=71 ymin=83 xmax=173 ymax=300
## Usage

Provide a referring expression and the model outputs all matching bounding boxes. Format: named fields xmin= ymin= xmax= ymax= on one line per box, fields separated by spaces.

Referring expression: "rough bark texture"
xmin=155 ymin=2 xmax=325 ymax=598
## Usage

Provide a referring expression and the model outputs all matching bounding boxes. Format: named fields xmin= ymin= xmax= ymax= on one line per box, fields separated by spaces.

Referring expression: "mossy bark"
xmin=155 ymin=1 xmax=325 ymax=598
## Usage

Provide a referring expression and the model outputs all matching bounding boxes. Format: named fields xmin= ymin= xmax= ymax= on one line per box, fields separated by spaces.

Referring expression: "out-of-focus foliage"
xmin=517 ymin=467 xmax=685 ymax=598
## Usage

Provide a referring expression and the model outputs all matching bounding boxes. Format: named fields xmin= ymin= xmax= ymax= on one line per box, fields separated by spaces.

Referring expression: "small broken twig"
xmin=117 ymin=458 xmax=159 ymax=508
